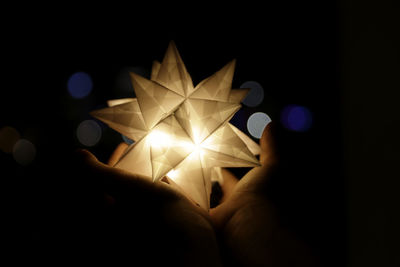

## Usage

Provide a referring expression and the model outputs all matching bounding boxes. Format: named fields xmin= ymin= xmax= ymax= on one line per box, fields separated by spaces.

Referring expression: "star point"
xmin=92 ymin=42 xmax=261 ymax=210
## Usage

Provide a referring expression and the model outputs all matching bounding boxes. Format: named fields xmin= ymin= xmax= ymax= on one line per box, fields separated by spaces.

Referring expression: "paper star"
xmin=91 ymin=42 xmax=261 ymax=209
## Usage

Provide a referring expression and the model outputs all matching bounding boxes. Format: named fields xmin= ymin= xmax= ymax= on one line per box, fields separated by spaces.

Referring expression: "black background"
xmin=2 ymin=1 xmax=399 ymax=266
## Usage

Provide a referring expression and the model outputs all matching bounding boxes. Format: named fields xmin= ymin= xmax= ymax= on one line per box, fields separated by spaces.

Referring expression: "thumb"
xmin=259 ymin=122 xmax=278 ymax=167
xmin=74 ymin=149 xmax=175 ymax=201
xmin=231 ymin=122 xmax=277 ymax=194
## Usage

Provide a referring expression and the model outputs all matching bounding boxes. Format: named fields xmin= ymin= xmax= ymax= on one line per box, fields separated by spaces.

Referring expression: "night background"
xmin=2 ymin=1 xmax=399 ymax=266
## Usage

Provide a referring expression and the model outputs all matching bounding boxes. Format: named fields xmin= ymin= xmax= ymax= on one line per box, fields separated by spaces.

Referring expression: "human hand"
xmin=210 ymin=123 xmax=319 ymax=267
xmin=75 ymin=145 xmax=222 ymax=266
xmin=74 ymin=123 xmax=318 ymax=266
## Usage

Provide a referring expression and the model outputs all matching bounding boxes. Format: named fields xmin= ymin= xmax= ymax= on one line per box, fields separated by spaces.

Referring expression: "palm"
xmin=77 ymin=124 xmax=317 ymax=266
xmin=77 ymin=146 xmax=221 ymax=266
xmin=210 ymin=124 xmax=318 ymax=266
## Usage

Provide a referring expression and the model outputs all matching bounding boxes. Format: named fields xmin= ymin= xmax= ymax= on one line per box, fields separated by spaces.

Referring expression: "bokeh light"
xmin=247 ymin=112 xmax=272 ymax=139
xmin=122 ymin=135 xmax=134 ymax=145
xmin=240 ymin=81 xmax=264 ymax=107
xmin=0 ymin=126 xmax=20 ymax=153
xmin=281 ymin=105 xmax=312 ymax=132
xmin=67 ymin=72 xmax=93 ymax=99
xmin=13 ymin=139 xmax=36 ymax=166
xmin=76 ymin=120 xmax=102 ymax=146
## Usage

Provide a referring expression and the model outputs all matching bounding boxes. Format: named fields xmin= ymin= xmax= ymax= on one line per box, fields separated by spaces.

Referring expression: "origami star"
xmin=91 ymin=42 xmax=261 ymax=210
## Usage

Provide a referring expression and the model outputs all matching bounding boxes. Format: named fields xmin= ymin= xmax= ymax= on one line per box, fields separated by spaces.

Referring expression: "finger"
xmin=259 ymin=122 xmax=277 ymax=166
xmin=219 ymin=169 xmax=239 ymax=203
xmin=233 ymin=122 xmax=277 ymax=193
xmin=162 ymin=176 xmax=201 ymax=206
xmin=75 ymin=149 xmax=178 ymax=201
xmin=210 ymin=124 xmax=277 ymax=228
xmin=209 ymin=198 xmax=240 ymax=229
xmin=108 ymin=142 xmax=129 ymax=166
xmin=76 ymin=149 xmax=213 ymax=224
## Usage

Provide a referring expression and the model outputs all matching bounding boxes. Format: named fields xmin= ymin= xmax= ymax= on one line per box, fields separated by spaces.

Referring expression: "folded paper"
xmin=91 ymin=41 xmax=261 ymax=210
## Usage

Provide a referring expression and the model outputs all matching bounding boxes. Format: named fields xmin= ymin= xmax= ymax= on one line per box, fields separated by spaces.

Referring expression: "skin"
xmin=210 ymin=124 xmax=318 ymax=266
xmin=75 ymin=124 xmax=318 ymax=266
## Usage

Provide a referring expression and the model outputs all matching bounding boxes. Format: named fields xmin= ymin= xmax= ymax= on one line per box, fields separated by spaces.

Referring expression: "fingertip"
xmin=260 ymin=121 xmax=273 ymax=146
xmin=74 ymin=148 xmax=99 ymax=165
xmin=259 ymin=121 xmax=277 ymax=164
xmin=219 ymin=169 xmax=239 ymax=203
xmin=75 ymin=148 xmax=90 ymax=156
xmin=118 ymin=142 xmax=129 ymax=151
xmin=108 ymin=142 xmax=129 ymax=166
xmin=209 ymin=206 xmax=223 ymax=228
xmin=209 ymin=202 xmax=236 ymax=230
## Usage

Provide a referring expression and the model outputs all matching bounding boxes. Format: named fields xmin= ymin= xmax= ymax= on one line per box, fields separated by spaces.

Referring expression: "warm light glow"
xmin=191 ymin=126 xmax=203 ymax=145
xmin=179 ymin=140 xmax=201 ymax=153
xmin=191 ymin=144 xmax=205 ymax=158
xmin=166 ymin=169 xmax=179 ymax=180
xmin=91 ymin=41 xmax=262 ymax=210
xmin=193 ymin=143 xmax=202 ymax=152
xmin=148 ymin=130 xmax=171 ymax=147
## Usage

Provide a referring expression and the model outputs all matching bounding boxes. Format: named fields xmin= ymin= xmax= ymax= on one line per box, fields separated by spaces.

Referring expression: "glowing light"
xmin=191 ymin=125 xmax=203 ymax=145
xmin=13 ymin=139 xmax=36 ymax=166
xmin=281 ymin=105 xmax=312 ymax=132
xmin=76 ymin=120 xmax=102 ymax=146
xmin=193 ymin=143 xmax=202 ymax=152
xmin=0 ymin=126 xmax=20 ymax=153
xmin=90 ymin=42 xmax=262 ymax=210
xmin=166 ymin=169 xmax=179 ymax=180
xmin=240 ymin=81 xmax=264 ymax=107
xmin=247 ymin=112 xmax=272 ymax=139
xmin=148 ymin=130 xmax=171 ymax=147
xmin=67 ymin=72 xmax=93 ymax=99
xmin=184 ymin=142 xmax=203 ymax=155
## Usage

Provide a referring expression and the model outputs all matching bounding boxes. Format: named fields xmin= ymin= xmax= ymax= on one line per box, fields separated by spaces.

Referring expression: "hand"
xmin=74 ymin=123 xmax=318 ymax=266
xmin=210 ymin=123 xmax=319 ymax=266
xmin=75 ymin=146 xmax=222 ymax=266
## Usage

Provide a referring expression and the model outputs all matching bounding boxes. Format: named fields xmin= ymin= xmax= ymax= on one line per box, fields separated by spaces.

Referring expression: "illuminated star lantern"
xmin=91 ymin=41 xmax=261 ymax=210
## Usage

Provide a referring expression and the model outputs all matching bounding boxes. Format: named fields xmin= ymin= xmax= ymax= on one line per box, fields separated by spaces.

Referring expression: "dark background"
xmin=2 ymin=0 xmax=399 ymax=266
